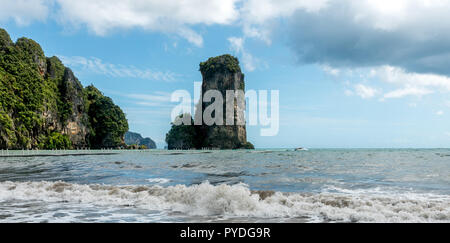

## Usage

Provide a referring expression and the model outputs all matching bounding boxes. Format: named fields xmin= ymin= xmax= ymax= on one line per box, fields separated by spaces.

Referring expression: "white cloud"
xmin=127 ymin=93 xmax=171 ymax=103
xmin=0 ymin=0 xmax=51 ymax=25
xmin=322 ymin=65 xmax=340 ymax=76
xmin=1 ymin=0 xmax=241 ymax=46
xmin=228 ymin=37 xmax=244 ymax=53
xmin=354 ymin=84 xmax=378 ymax=99
xmin=130 ymin=94 xmax=172 ymax=107
xmin=1 ymin=0 xmax=328 ymax=46
xmin=4 ymin=0 xmax=450 ymax=53
xmin=344 ymin=89 xmax=354 ymax=97
xmin=237 ymin=0 xmax=450 ymax=84
xmin=108 ymin=90 xmax=173 ymax=107
xmin=383 ymin=87 xmax=433 ymax=99
xmin=241 ymin=0 xmax=328 ymax=24
xmin=436 ymin=110 xmax=444 ymax=116
xmin=370 ymin=65 xmax=450 ymax=100
xmin=333 ymin=65 xmax=450 ymax=100
xmin=59 ymin=56 xmax=177 ymax=82
xmin=4 ymin=0 xmax=450 ymax=82
xmin=176 ymin=28 xmax=203 ymax=47
xmin=239 ymin=0 xmax=450 ymax=45
xmin=227 ymin=36 xmax=259 ymax=72
xmin=279 ymin=0 xmax=450 ymax=77
xmin=374 ymin=66 xmax=450 ymax=91
xmin=241 ymin=52 xmax=258 ymax=72
xmin=239 ymin=0 xmax=329 ymax=44
xmin=54 ymin=0 xmax=241 ymax=46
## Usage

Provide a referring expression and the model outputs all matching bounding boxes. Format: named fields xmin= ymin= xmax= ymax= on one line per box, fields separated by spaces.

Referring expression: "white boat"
xmin=295 ymin=147 xmax=309 ymax=151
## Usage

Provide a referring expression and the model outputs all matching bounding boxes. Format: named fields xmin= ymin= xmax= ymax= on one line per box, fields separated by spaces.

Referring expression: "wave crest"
xmin=0 ymin=181 xmax=449 ymax=222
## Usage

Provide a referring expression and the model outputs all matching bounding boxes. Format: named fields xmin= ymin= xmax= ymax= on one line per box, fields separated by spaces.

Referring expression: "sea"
xmin=0 ymin=149 xmax=449 ymax=223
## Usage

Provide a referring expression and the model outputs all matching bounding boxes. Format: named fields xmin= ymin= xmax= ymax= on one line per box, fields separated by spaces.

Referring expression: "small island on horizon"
xmin=124 ymin=131 xmax=157 ymax=149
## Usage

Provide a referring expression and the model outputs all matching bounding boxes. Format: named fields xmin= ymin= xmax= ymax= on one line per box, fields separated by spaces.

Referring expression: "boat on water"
xmin=295 ymin=147 xmax=309 ymax=151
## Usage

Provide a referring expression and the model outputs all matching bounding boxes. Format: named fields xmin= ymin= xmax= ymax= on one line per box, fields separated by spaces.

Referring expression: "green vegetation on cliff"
xmin=165 ymin=114 xmax=199 ymax=150
xmin=85 ymin=86 xmax=128 ymax=148
xmin=0 ymin=31 xmax=48 ymax=148
xmin=41 ymin=132 xmax=72 ymax=150
xmin=199 ymin=54 xmax=241 ymax=79
xmin=0 ymin=28 xmax=128 ymax=149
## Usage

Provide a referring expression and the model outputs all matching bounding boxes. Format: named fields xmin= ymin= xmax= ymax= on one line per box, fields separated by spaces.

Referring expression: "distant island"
xmin=0 ymin=28 xmax=128 ymax=149
xmin=124 ymin=131 xmax=156 ymax=149
xmin=166 ymin=55 xmax=254 ymax=150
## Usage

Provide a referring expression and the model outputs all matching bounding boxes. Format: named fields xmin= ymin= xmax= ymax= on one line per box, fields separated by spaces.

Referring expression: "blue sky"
xmin=1 ymin=0 xmax=450 ymax=148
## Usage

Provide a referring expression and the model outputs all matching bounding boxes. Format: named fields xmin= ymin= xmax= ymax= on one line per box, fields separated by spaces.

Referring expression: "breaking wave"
xmin=0 ymin=181 xmax=449 ymax=223
xmin=146 ymin=178 xmax=171 ymax=184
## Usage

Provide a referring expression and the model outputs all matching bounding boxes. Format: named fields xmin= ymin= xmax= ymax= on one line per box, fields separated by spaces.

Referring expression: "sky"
xmin=1 ymin=0 xmax=450 ymax=148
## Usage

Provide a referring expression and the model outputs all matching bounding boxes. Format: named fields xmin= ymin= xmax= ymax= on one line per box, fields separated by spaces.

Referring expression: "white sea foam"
xmin=146 ymin=178 xmax=171 ymax=184
xmin=0 ymin=181 xmax=449 ymax=223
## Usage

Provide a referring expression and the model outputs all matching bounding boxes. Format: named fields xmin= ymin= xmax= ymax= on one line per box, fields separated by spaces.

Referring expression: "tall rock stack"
xmin=197 ymin=55 xmax=253 ymax=149
xmin=166 ymin=54 xmax=255 ymax=150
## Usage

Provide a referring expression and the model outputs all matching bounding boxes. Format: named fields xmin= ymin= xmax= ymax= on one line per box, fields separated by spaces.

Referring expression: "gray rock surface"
xmin=196 ymin=55 xmax=253 ymax=149
xmin=125 ymin=131 xmax=157 ymax=149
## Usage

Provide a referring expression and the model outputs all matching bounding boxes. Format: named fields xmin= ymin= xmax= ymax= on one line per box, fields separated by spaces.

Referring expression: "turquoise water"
xmin=0 ymin=149 xmax=449 ymax=222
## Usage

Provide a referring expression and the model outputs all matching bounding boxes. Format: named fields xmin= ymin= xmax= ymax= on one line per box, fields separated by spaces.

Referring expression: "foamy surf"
xmin=0 ymin=181 xmax=448 ymax=223
xmin=146 ymin=178 xmax=171 ymax=184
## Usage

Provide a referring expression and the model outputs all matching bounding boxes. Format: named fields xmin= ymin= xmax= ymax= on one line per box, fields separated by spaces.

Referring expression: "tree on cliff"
xmin=85 ymin=85 xmax=128 ymax=148
xmin=0 ymin=29 xmax=51 ymax=148
xmin=165 ymin=114 xmax=199 ymax=150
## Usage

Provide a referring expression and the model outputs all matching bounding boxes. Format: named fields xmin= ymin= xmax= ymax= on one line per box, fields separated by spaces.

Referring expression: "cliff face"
xmin=125 ymin=131 xmax=157 ymax=149
xmin=0 ymin=28 xmax=128 ymax=149
xmin=59 ymin=68 xmax=89 ymax=147
xmin=198 ymin=55 xmax=249 ymax=149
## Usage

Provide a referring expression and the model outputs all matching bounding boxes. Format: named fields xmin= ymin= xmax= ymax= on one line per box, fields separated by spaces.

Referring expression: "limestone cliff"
xmin=0 ymin=28 xmax=128 ymax=149
xmin=125 ymin=131 xmax=157 ymax=149
xmin=166 ymin=55 xmax=254 ymax=150
xmin=198 ymin=55 xmax=251 ymax=149
xmin=59 ymin=68 xmax=90 ymax=147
